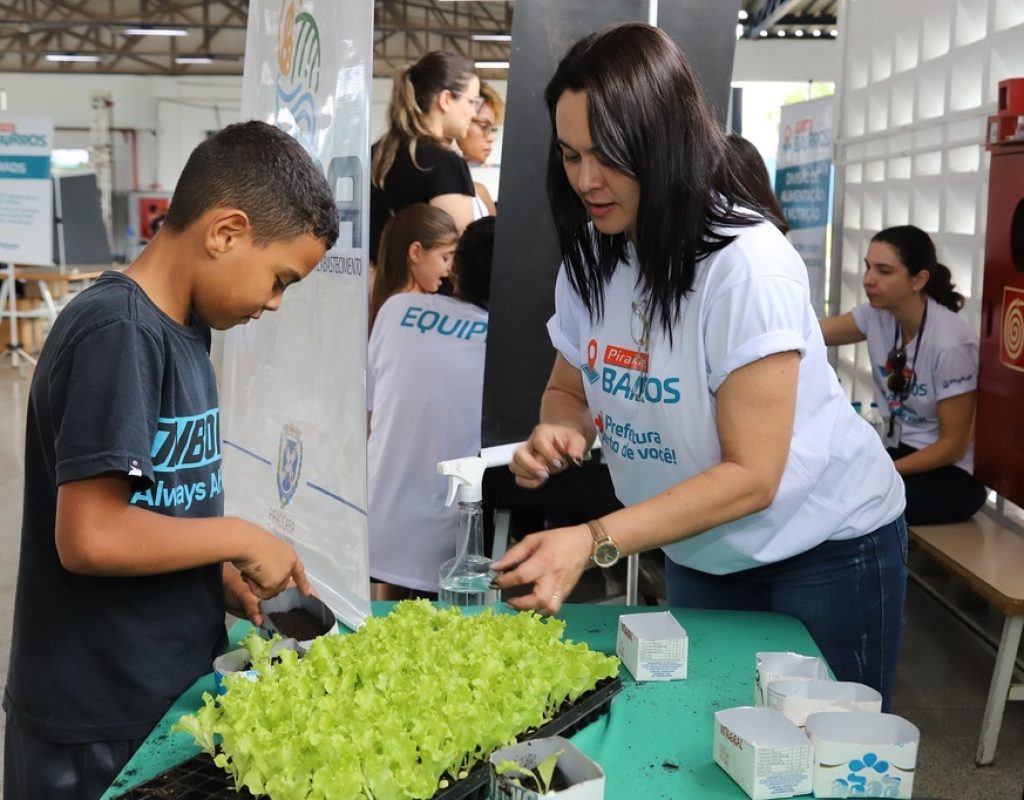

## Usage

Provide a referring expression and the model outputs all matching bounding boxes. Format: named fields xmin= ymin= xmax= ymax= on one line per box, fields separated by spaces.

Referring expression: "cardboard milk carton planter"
xmin=616 ymin=611 xmax=687 ymax=681
xmin=259 ymin=586 xmax=339 ymax=654
xmin=489 ymin=736 xmax=604 ymax=800
xmin=767 ymin=679 xmax=882 ymax=727
xmin=754 ymin=651 xmax=830 ymax=706
xmin=713 ymin=707 xmax=813 ymax=800
xmin=805 ymin=712 xmax=919 ymax=799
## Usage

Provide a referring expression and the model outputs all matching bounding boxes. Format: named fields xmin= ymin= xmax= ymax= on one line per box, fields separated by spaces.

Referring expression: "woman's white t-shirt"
xmin=367 ymin=292 xmax=489 ymax=591
xmin=548 ymin=220 xmax=905 ymax=575
xmin=851 ymin=298 xmax=979 ymax=472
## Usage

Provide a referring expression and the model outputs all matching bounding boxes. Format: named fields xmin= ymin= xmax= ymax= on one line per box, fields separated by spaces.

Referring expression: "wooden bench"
xmin=908 ymin=515 xmax=1024 ymax=765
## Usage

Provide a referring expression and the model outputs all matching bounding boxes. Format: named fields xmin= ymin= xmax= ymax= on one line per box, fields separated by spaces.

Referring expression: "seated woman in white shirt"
xmin=821 ymin=225 xmax=986 ymax=525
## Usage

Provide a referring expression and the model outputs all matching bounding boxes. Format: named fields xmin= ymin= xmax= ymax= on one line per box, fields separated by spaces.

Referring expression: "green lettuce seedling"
xmin=495 ymin=748 xmax=564 ymax=795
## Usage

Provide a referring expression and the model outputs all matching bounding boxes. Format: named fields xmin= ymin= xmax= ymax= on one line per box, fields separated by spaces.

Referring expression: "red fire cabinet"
xmin=975 ymin=79 xmax=1024 ymax=505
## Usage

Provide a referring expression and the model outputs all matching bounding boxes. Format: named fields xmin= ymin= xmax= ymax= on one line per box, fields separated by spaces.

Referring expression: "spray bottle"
xmin=437 ymin=457 xmax=499 ymax=608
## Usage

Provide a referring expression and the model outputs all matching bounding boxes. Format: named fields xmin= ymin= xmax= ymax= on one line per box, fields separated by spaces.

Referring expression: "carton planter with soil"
xmin=258 ymin=586 xmax=337 ymax=652
xmin=168 ymin=602 xmax=621 ymax=800
xmin=490 ymin=737 xmax=605 ymax=799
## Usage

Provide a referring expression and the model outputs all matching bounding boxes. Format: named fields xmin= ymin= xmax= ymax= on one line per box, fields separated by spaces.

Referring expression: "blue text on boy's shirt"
xmin=130 ymin=408 xmax=223 ymax=511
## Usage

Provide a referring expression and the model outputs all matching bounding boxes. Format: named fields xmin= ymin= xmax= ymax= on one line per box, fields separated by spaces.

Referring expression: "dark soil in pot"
xmin=268 ymin=608 xmax=331 ymax=640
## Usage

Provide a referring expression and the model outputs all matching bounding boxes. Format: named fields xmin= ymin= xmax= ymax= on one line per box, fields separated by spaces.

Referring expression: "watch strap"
xmin=586 ymin=518 xmax=610 ymax=547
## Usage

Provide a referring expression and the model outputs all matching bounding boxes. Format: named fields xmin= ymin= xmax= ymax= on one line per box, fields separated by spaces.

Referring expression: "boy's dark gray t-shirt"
xmin=4 ymin=271 xmax=228 ymax=743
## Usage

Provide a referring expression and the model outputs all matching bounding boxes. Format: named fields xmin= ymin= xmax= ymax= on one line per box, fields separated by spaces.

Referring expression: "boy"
xmin=3 ymin=120 xmax=339 ymax=799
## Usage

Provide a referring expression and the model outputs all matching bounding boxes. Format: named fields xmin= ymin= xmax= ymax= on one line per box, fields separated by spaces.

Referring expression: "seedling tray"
xmin=111 ymin=676 xmax=622 ymax=800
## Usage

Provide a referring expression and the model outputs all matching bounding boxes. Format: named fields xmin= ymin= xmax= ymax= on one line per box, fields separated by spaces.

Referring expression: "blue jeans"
xmin=665 ymin=516 xmax=908 ymax=710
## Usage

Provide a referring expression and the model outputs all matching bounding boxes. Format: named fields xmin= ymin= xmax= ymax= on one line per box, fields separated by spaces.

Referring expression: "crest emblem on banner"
xmin=277 ymin=423 xmax=303 ymax=507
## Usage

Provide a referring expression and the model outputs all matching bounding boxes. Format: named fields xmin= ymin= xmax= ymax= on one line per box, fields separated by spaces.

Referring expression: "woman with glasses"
xmin=821 ymin=225 xmax=986 ymax=524
xmin=456 ymin=82 xmax=505 ymax=218
xmin=491 ymin=23 xmax=908 ymax=709
xmin=370 ymin=52 xmax=482 ymax=265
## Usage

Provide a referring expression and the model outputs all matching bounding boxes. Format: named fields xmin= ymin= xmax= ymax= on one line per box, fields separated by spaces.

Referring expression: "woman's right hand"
xmin=510 ymin=424 xmax=588 ymax=488
xmin=232 ymin=526 xmax=312 ymax=599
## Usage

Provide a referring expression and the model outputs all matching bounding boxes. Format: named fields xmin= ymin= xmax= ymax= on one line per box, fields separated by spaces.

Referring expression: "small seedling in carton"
xmin=496 ymin=749 xmax=565 ymax=795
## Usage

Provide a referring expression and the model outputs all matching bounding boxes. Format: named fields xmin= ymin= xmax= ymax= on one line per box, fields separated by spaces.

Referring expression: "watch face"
xmin=593 ymin=540 xmax=620 ymax=568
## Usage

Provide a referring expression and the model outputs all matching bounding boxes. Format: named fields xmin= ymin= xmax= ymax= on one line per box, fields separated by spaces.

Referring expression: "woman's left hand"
xmin=223 ymin=563 xmax=264 ymax=626
xmin=491 ymin=524 xmax=593 ymax=614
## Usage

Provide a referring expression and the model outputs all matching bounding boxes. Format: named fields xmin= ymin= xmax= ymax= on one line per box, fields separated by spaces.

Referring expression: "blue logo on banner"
xmin=0 ymin=155 xmax=51 ymax=179
xmin=277 ymin=423 xmax=303 ymax=508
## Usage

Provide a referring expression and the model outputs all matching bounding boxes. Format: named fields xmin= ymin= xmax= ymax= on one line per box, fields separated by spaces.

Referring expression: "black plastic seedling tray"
xmin=112 ymin=676 xmax=623 ymax=800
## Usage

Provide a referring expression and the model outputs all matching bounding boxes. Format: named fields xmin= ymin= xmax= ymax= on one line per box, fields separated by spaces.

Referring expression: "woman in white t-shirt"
xmin=368 ymin=211 xmax=494 ymax=599
xmin=491 ymin=23 xmax=907 ymax=708
xmin=821 ymin=225 xmax=986 ymax=524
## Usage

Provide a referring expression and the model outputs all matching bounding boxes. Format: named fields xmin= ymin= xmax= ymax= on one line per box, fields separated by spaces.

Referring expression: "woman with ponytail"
xmin=821 ymin=225 xmax=986 ymax=523
xmin=369 ymin=52 xmax=481 ymax=266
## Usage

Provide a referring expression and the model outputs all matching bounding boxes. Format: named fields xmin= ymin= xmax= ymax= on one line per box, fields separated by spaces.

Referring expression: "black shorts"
xmin=4 ymin=713 xmax=142 ymax=800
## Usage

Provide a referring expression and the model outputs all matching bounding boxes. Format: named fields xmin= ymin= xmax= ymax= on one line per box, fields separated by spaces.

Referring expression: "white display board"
xmin=221 ymin=0 xmax=373 ymax=629
xmin=0 ymin=114 xmax=53 ymax=266
xmin=775 ymin=98 xmax=834 ymax=315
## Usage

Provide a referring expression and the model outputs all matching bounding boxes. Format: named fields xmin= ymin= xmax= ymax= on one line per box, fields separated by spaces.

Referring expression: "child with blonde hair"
xmin=368 ymin=214 xmax=495 ymax=599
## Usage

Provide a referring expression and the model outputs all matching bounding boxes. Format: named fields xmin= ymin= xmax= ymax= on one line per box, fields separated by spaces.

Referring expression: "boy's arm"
xmin=55 ymin=474 xmax=310 ymax=598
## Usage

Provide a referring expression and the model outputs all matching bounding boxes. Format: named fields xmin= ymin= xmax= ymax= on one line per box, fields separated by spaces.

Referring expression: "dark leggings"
xmin=4 ymin=714 xmax=142 ymax=800
xmin=888 ymin=443 xmax=987 ymax=525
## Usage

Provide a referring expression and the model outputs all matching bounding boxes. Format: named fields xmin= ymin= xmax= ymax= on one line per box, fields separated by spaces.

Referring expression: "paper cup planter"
xmin=489 ymin=736 xmax=605 ymax=800
xmin=754 ymin=651 xmax=831 ymax=706
xmin=804 ymin=712 xmax=919 ymax=799
xmin=259 ymin=587 xmax=339 ymax=653
xmin=713 ymin=707 xmax=813 ymax=799
xmin=767 ymin=680 xmax=882 ymax=727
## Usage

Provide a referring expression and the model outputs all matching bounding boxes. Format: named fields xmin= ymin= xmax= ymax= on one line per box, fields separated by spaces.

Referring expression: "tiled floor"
xmin=0 ymin=362 xmax=1021 ymax=799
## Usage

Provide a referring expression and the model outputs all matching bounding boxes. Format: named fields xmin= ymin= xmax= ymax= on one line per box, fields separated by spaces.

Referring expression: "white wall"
xmin=0 ymin=72 xmax=242 ymax=191
xmin=829 ymin=0 xmax=1024 ymax=403
xmin=732 ymin=40 xmax=839 ymax=83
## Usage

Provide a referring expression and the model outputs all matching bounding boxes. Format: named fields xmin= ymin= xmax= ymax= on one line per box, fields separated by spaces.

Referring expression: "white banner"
xmin=0 ymin=114 xmax=54 ymax=266
xmin=221 ymin=0 xmax=373 ymax=628
xmin=776 ymin=97 xmax=834 ymax=315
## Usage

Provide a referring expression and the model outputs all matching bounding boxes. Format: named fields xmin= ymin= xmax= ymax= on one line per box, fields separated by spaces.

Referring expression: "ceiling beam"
xmin=748 ymin=0 xmax=806 ymax=37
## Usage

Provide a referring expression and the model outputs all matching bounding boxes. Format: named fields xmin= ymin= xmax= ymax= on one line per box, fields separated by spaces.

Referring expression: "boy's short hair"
xmin=163 ymin=120 xmax=339 ymax=249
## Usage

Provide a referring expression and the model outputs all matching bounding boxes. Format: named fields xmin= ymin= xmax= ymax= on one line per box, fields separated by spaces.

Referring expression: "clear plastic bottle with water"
xmin=863 ymin=401 xmax=886 ymax=440
xmin=437 ymin=457 xmax=499 ymax=608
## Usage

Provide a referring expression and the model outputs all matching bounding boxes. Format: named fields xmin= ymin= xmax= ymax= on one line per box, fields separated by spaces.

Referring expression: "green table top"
xmin=103 ymin=602 xmax=824 ymax=799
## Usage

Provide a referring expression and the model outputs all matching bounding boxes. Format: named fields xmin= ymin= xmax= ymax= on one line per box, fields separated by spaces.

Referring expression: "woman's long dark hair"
xmin=545 ymin=23 xmax=769 ymax=337
xmin=726 ymin=134 xmax=789 ymax=234
xmin=872 ymin=225 xmax=965 ymax=312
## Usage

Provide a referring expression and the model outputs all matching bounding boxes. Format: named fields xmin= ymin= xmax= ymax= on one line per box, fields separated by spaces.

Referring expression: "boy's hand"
xmin=232 ymin=528 xmax=313 ymax=599
xmin=223 ymin=564 xmax=263 ymax=626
